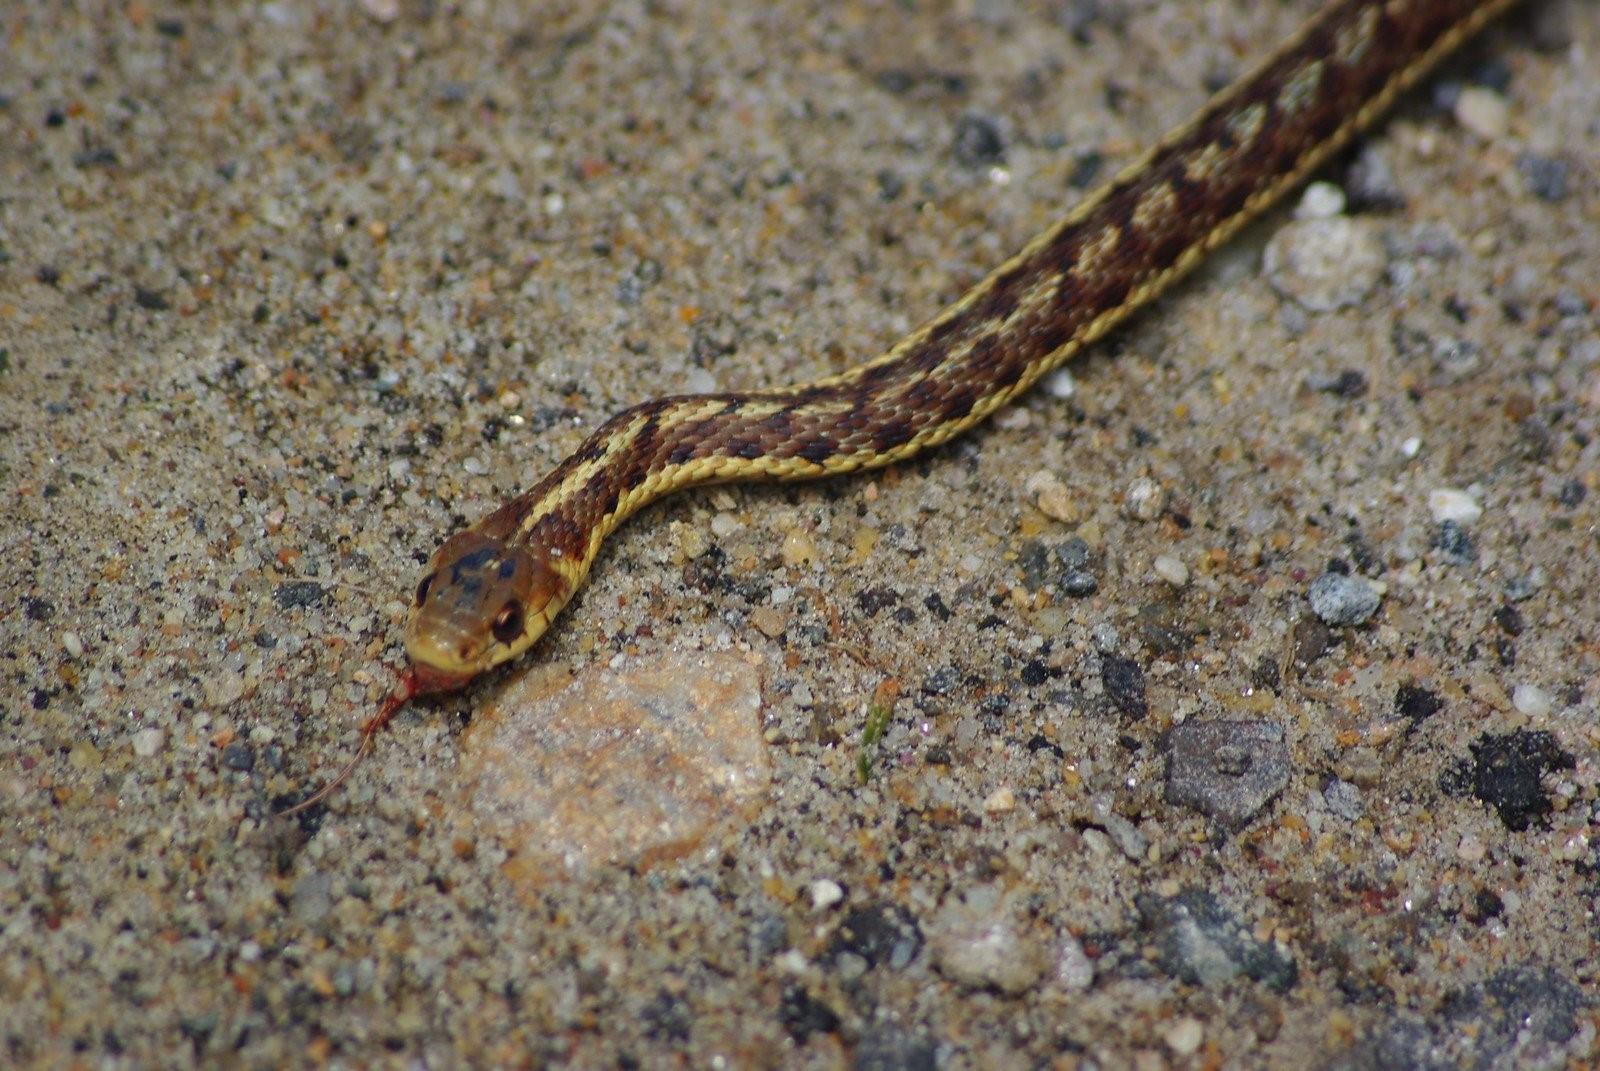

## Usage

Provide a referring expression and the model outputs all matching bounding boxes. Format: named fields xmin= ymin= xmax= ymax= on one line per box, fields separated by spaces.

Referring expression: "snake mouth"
xmin=408 ymin=660 xmax=476 ymax=695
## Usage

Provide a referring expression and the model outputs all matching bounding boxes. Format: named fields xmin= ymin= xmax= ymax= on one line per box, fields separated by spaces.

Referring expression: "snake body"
xmin=402 ymin=0 xmax=1518 ymax=693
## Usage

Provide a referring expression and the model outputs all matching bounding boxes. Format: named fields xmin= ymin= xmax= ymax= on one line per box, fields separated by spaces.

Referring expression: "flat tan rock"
xmin=455 ymin=652 xmax=769 ymax=888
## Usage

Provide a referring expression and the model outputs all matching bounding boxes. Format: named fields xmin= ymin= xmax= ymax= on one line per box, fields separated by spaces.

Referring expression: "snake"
xmin=282 ymin=0 xmax=1521 ymax=815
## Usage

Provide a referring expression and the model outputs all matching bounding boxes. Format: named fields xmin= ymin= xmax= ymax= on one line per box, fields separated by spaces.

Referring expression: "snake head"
xmin=403 ymin=530 xmax=571 ymax=689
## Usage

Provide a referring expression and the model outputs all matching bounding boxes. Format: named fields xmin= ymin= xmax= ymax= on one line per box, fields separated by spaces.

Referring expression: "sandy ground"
xmin=2 ymin=0 xmax=1597 ymax=1067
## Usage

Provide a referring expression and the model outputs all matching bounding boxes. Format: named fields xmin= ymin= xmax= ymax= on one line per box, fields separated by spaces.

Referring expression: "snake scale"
xmin=285 ymin=0 xmax=1522 ymax=814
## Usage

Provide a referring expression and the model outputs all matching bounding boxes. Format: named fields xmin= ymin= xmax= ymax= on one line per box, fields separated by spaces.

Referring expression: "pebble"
xmin=982 ymin=786 xmax=1017 ymax=815
xmin=1028 ymin=470 xmax=1080 ymax=523
xmin=1294 ymin=181 xmax=1347 ymax=220
xmin=1263 ymin=216 xmax=1387 ymax=312
xmin=1054 ymin=934 xmax=1095 ymax=990
xmin=1163 ymin=720 xmax=1290 ymax=829
xmin=710 ymin=512 xmax=741 ymax=538
xmin=1138 ymin=888 xmax=1297 ymax=991
xmin=1344 ymin=145 xmax=1403 ymax=210
xmin=1307 ymin=572 xmax=1381 ymax=627
xmin=131 ymin=727 xmax=166 ymax=758
xmin=1511 ymin=684 xmax=1553 ymax=717
xmin=1454 ymin=86 xmax=1510 ymax=140
xmin=808 ymin=879 xmax=845 ymax=911
xmin=1152 ymin=554 xmax=1189 ymax=587
xmin=457 ymin=653 xmax=770 ymax=884
xmin=1321 ymin=778 xmax=1363 ymax=821
xmin=1427 ymin=487 xmax=1482 ymax=524
xmin=1164 ymin=1017 xmax=1205 ymax=1057
xmin=928 ymin=887 xmax=1046 ymax=994
xmin=1122 ymin=477 xmax=1166 ymax=522
xmin=1044 ymin=368 xmax=1077 ymax=399
xmin=1517 ymin=153 xmax=1568 ymax=202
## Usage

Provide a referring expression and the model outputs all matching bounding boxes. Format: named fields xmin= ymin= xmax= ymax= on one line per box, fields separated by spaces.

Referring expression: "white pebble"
xmin=709 ymin=512 xmax=741 ymax=539
xmin=1055 ymin=935 xmax=1094 ymax=990
xmin=1511 ymin=684 xmax=1553 ymax=717
xmin=62 ymin=631 xmax=84 ymax=658
xmin=808 ymin=878 xmax=844 ymax=911
xmin=1122 ymin=477 xmax=1166 ymax=522
xmin=1456 ymin=833 xmax=1486 ymax=863
xmin=1454 ymin=86 xmax=1509 ymax=140
xmin=1295 ymin=181 xmax=1347 ymax=220
xmin=131 ymin=727 xmax=166 ymax=758
xmin=1263 ymin=216 xmax=1387 ymax=312
xmin=983 ymin=786 xmax=1017 ymax=815
xmin=1401 ymin=436 xmax=1422 ymax=459
xmin=1152 ymin=554 xmax=1189 ymax=587
xmin=1427 ymin=487 xmax=1482 ymax=525
xmin=1165 ymin=1017 xmax=1205 ymax=1057
xmin=1044 ymin=368 xmax=1077 ymax=399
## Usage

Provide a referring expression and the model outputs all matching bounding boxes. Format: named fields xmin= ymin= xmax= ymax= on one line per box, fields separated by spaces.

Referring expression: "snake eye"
xmin=415 ymin=572 xmax=435 ymax=606
xmin=491 ymin=600 xmax=524 ymax=645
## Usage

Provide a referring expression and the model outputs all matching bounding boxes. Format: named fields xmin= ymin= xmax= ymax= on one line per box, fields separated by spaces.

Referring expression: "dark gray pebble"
xmin=1163 ymin=720 xmax=1289 ymax=829
xmin=1137 ymin=888 xmax=1297 ymax=992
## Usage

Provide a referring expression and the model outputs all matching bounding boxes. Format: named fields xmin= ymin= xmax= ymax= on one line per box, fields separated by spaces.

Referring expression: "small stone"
xmin=1440 ymin=729 xmax=1574 ymax=832
xmin=291 ymin=872 xmax=335 ymax=927
xmin=1427 ymin=487 xmax=1482 ymax=524
xmin=1517 ymin=153 xmax=1568 ymax=201
xmin=1294 ymin=181 xmax=1346 ymax=220
xmin=1027 ymin=470 xmax=1079 ymax=522
xmin=1101 ymin=655 xmax=1147 ymax=718
xmin=780 ymin=529 xmax=817 ymax=567
xmin=710 ymin=512 xmax=740 ymax=539
xmin=1344 ymin=145 xmax=1403 ymax=210
xmin=1263 ymin=216 xmax=1387 ymax=312
xmin=828 ymin=903 xmax=923 ymax=971
xmin=1122 ymin=477 xmax=1166 ymax=521
xmin=1163 ymin=720 xmax=1290 ymax=829
xmin=1322 ymin=778 xmax=1362 ymax=821
xmin=1510 ymin=684 xmax=1553 ymax=717
xmin=274 ymin=580 xmax=327 ymax=610
xmin=952 ymin=114 xmax=1005 ymax=166
xmin=929 ymin=887 xmax=1045 ymax=994
xmin=61 ymin=631 xmax=84 ymax=658
xmin=1054 ymin=934 xmax=1094 ymax=990
xmin=1139 ymin=888 xmax=1297 ymax=991
xmin=808 ymin=879 xmax=844 ymax=911
xmin=1044 ymin=369 xmax=1076 ymax=399
xmin=222 ymin=742 xmax=255 ymax=772
xmin=748 ymin=606 xmax=786 ymax=639
xmin=1165 ymin=1017 xmax=1205 ymax=1056
xmin=1454 ymin=86 xmax=1510 ymax=140
xmin=1307 ymin=572 xmax=1381 ymax=627
xmin=1152 ymin=554 xmax=1189 ymax=586
xmin=131 ymin=727 xmax=165 ymax=758
xmin=1433 ymin=520 xmax=1476 ymax=565
xmin=68 ymin=740 xmax=103 ymax=769
xmin=1062 ymin=570 xmax=1098 ymax=596
xmin=983 ymin=786 xmax=1016 ymax=815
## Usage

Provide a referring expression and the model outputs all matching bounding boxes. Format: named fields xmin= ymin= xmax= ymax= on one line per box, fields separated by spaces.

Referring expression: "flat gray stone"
xmin=1164 ymin=720 xmax=1290 ymax=829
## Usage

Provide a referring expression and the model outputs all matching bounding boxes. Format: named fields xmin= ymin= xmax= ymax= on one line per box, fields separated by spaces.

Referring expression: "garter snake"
xmin=284 ymin=0 xmax=1522 ymax=814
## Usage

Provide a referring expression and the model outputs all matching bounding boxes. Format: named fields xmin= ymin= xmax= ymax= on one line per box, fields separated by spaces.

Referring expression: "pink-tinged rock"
xmin=456 ymin=652 xmax=769 ymax=888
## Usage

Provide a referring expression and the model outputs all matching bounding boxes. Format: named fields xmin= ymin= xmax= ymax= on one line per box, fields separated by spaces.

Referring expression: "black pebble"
xmin=1440 ymin=729 xmax=1575 ymax=832
xmin=952 ymin=114 xmax=1005 ymax=166
xmin=1101 ymin=655 xmax=1147 ymax=717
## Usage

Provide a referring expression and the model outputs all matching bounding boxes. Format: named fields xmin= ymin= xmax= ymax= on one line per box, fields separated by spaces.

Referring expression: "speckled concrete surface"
xmin=2 ymin=1 xmax=1597 ymax=1067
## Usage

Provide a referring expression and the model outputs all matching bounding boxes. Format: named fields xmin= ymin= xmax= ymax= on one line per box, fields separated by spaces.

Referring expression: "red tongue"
xmin=276 ymin=665 xmax=430 ymax=818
